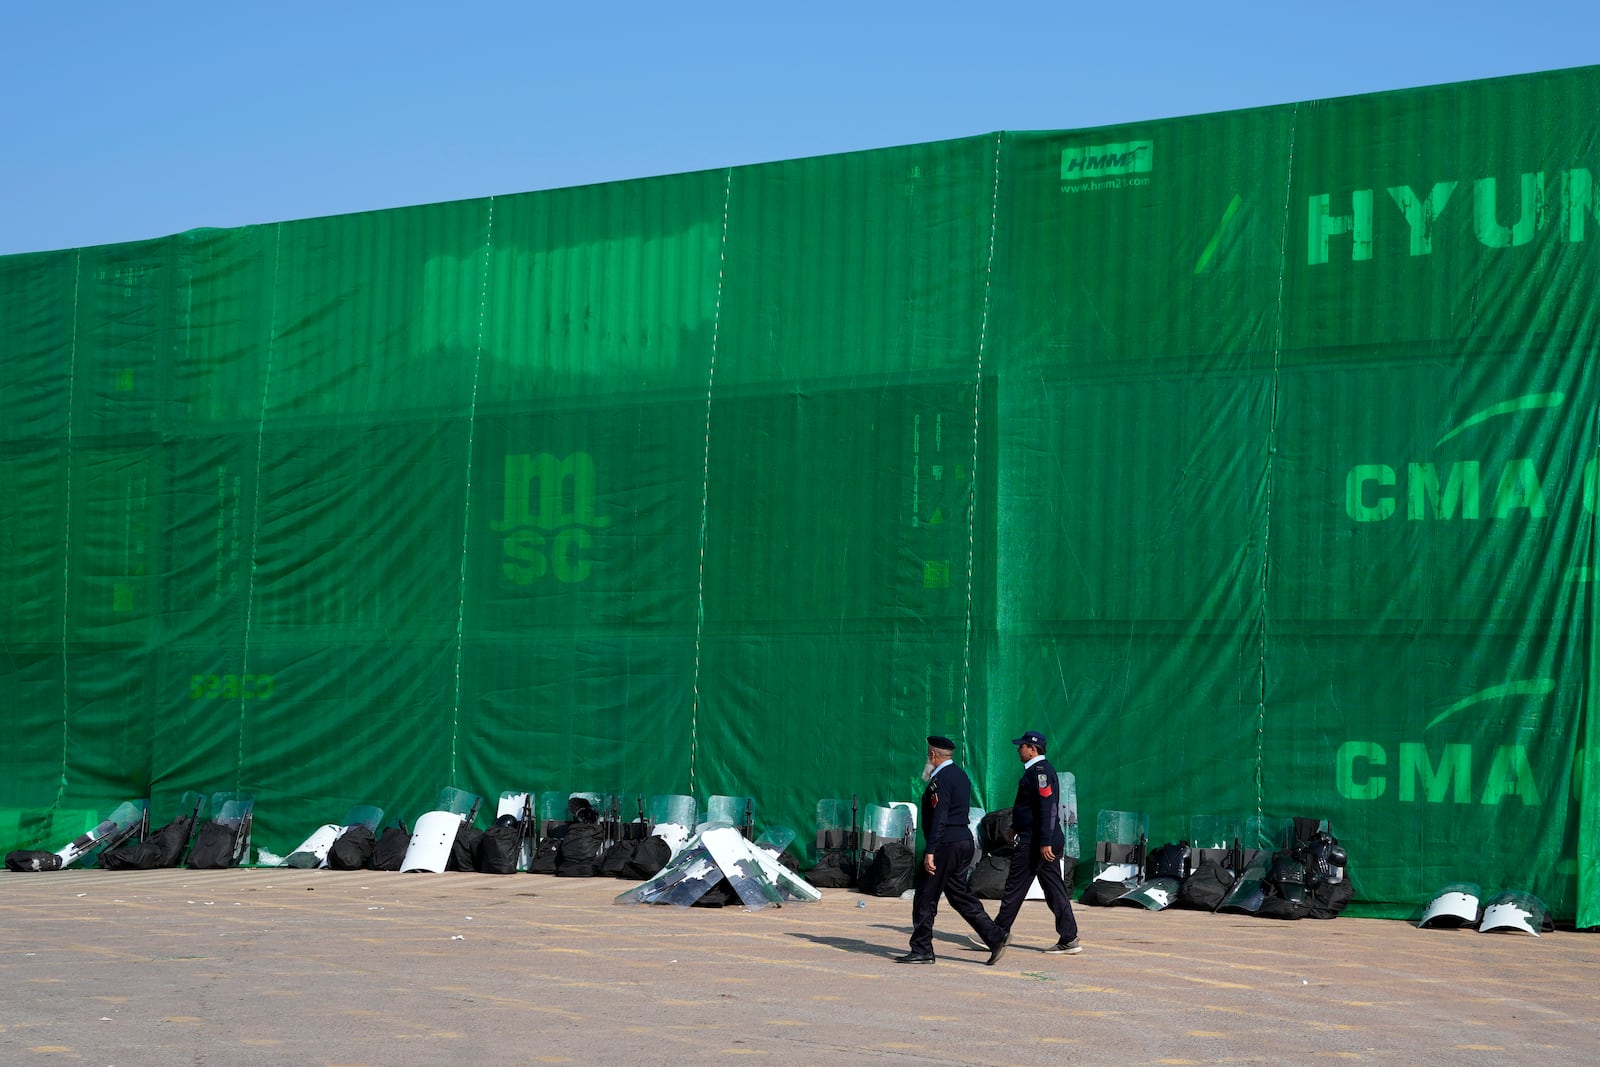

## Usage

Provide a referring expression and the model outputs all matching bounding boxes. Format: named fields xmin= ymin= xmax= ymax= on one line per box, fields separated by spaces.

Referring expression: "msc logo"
xmin=1334 ymin=680 xmax=1550 ymax=807
xmin=1060 ymin=141 xmax=1152 ymax=189
xmin=489 ymin=452 xmax=610 ymax=585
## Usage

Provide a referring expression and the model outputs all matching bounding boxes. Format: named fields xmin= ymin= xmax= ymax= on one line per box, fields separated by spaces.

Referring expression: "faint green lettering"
xmin=1399 ymin=742 xmax=1472 ymax=803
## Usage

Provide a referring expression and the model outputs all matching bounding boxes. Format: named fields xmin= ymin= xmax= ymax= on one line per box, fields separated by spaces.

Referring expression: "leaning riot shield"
xmin=1091 ymin=809 xmax=1149 ymax=885
xmin=1479 ymin=890 xmax=1550 ymax=935
xmin=61 ymin=800 xmax=149 ymax=868
xmin=1186 ymin=814 xmax=1243 ymax=872
xmin=1216 ymin=839 xmax=1281 ymax=914
xmin=400 ymin=786 xmax=481 ymax=873
xmin=1419 ymin=882 xmax=1482 ymax=929
xmin=1114 ymin=877 xmax=1183 ymax=910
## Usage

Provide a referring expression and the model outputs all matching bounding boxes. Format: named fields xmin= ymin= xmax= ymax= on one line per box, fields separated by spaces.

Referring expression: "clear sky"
xmin=1 ymin=2 xmax=1594 ymax=256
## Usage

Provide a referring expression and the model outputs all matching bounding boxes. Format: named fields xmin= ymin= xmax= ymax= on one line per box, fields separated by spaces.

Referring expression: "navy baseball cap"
xmin=1011 ymin=730 xmax=1047 ymax=749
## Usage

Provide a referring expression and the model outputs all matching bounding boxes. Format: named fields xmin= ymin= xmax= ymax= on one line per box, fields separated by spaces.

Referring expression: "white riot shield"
xmin=284 ymin=824 xmax=342 ymax=868
xmin=1480 ymin=890 xmax=1549 ymax=935
xmin=1419 ymin=883 xmax=1481 ymax=929
xmin=401 ymin=809 xmax=466 ymax=873
xmin=1114 ymin=876 xmax=1182 ymax=910
xmin=616 ymin=826 xmax=821 ymax=910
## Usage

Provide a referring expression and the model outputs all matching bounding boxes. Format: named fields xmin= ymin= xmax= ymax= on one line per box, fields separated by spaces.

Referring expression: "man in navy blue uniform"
xmin=894 ymin=735 xmax=1008 ymax=965
xmin=990 ymin=730 xmax=1081 ymax=955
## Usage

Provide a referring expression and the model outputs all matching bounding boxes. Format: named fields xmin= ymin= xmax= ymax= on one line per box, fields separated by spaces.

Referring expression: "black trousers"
xmin=993 ymin=840 xmax=1079 ymax=943
xmin=909 ymin=837 xmax=1003 ymax=955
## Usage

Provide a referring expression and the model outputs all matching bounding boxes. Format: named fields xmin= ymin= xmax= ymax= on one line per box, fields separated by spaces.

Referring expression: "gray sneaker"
xmin=1043 ymin=938 xmax=1083 ymax=954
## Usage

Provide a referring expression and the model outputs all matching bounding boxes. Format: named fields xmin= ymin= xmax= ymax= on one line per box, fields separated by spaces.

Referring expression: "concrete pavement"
xmin=2 ymin=868 xmax=1597 ymax=1065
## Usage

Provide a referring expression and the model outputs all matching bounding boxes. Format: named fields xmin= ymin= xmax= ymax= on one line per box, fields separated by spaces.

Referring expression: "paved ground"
xmin=1 ymin=868 xmax=1597 ymax=1066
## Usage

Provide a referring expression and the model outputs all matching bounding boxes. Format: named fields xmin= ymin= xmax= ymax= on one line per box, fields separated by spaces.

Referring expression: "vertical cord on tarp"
xmin=962 ymin=133 xmax=1002 ymax=768
xmin=52 ymin=253 xmax=83 ymax=810
xmin=238 ymin=228 xmax=284 ymax=794
xmin=451 ymin=197 xmax=496 ymax=782
xmin=691 ymin=168 xmax=733 ymax=796
xmin=1258 ymin=107 xmax=1298 ymax=823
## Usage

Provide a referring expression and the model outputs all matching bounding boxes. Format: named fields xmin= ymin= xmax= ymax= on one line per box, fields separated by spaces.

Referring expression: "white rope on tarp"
xmin=238 ymin=227 xmax=284 ymax=793
xmin=1257 ymin=105 xmax=1300 ymax=822
xmin=691 ymin=168 xmax=734 ymax=796
xmin=53 ymin=252 xmax=83 ymax=808
xmin=962 ymin=132 xmax=1003 ymax=762
xmin=449 ymin=196 xmax=496 ymax=780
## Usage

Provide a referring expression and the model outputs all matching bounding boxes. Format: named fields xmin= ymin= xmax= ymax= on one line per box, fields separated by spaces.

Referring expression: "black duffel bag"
xmin=327 ymin=825 xmax=376 ymax=870
xmin=859 ymin=842 xmax=914 ymax=897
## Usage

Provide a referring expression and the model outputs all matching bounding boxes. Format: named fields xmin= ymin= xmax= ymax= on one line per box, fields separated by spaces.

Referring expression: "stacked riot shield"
xmin=614 ymin=825 xmax=822 ymax=910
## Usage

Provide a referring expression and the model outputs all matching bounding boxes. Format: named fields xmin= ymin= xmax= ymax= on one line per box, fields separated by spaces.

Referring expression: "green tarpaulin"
xmin=4 ymin=65 xmax=1599 ymax=923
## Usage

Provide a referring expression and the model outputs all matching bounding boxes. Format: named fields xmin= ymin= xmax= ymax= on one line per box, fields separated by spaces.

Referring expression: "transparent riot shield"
xmin=1187 ymin=814 xmax=1242 ymax=871
xmin=966 ymin=806 xmax=986 ymax=875
xmin=858 ymin=802 xmax=912 ymax=885
xmin=343 ymin=804 xmax=384 ymax=832
xmin=1479 ymin=890 xmax=1550 ymax=935
xmin=755 ymin=825 xmax=796 ymax=854
xmin=705 ymin=795 xmax=756 ymax=836
xmin=643 ymin=794 xmax=696 ymax=857
xmin=1216 ymin=848 xmax=1274 ymax=913
xmin=209 ymin=791 xmax=256 ymax=866
xmin=1059 ymin=772 xmax=1081 ymax=860
xmin=537 ymin=791 xmax=571 ymax=838
xmin=571 ymin=791 xmax=620 ymax=846
xmin=1419 ymin=882 xmax=1482 ymax=929
xmin=649 ymin=794 xmax=697 ymax=833
xmin=1092 ymin=810 xmax=1149 ymax=884
xmin=815 ymin=798 xmax=856 ymax=853
xmin=861 ymin=803 xmax=911 ymax=851
xmin=56 ymin=799 xmax=148 ymax=868
xmin=570 ymin=790 xmax=611 ymax=821
xmin=434 ymin=786 xmax=482 ymax=821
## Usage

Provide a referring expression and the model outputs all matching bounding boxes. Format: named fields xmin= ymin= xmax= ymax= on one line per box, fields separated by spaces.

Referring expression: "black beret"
xmin=926 ymin=735 xmax=956 ymax=750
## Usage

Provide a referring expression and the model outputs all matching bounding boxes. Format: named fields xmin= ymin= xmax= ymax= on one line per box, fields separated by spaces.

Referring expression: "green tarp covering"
xmin=3 ymin=65 xmax=1598 ymax=922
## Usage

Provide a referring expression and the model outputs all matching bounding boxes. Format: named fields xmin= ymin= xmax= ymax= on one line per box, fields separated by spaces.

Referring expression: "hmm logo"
xmin=1060 ymin=141 xmax=1152 ymax=188
xmin=490 ymin=452 xmax=610 ymax=585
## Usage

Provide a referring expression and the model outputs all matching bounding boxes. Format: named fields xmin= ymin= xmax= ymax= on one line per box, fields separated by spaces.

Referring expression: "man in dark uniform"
xmin=894 ymin=735 xmax=1009 ymax=965
xmin=990 ymin=730 xmax=1081 ymax=955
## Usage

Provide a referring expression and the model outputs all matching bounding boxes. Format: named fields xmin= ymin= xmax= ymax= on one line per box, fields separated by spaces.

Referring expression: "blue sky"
xmin=1 ymin=2 xmax=1594 ymax=255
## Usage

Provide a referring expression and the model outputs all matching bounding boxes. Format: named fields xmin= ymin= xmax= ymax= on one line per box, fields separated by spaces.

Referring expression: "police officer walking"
xmin=990 ymin=729 xmax=1081 ymax=956
xmin=895 ymin=735 xmax=1009 ymax=965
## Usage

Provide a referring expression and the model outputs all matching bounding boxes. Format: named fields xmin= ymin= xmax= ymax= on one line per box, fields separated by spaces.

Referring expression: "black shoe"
xmin=893 ymin=951 xmax=936 ymax=964
xmin=1043 ymin=938 xmax=1082 ymax=955
xmin=985 ymin=931 xmax=1010 ymax=967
